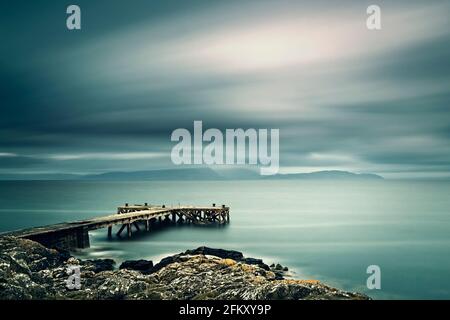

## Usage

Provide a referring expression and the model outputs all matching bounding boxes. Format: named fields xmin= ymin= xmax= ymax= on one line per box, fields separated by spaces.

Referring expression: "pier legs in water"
xmin=112 ymin=207 xmax=230 ymax=239
xmin=127 ymin=223 xmax=131 ymax=237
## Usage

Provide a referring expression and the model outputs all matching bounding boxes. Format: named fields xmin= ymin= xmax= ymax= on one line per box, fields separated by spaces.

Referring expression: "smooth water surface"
xmin=1 ymin=180 xmax=449 ymax=299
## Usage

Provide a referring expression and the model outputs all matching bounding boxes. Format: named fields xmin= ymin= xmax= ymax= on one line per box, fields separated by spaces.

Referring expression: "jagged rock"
xmin=269 ymin=263 xmax=289 ymax=279
xmin=151 ymin=255 xmax=181 ymax=273
xmin=0 ymin=236 xmax=370 ymax=300
xmin=184 ymin=247 xmax=244 ymax=260
xmin=84 ymin=259 xmax=115 ymax=273
xmin=240 ymin=257 xmax=270 ymax=271
xmin=119 ymin=260 xmax=153 ymax=272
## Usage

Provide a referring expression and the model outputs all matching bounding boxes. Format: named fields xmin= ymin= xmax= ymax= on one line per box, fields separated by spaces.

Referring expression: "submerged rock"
xmin=0 ymin=236 xmax=369 ymax=300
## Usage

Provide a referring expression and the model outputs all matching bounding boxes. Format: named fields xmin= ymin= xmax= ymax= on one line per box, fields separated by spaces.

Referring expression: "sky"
xmin=0 ymin=0 xmax=449 ymax=179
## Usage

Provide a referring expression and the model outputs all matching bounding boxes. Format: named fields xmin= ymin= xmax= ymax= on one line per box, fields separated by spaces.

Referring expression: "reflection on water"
xmin=1 ymin=179 xmax=450 ymax=299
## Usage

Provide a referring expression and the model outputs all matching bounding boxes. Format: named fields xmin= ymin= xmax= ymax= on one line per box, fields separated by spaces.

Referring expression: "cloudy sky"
xmin=1 ymin=0 xmax=449 ymax=178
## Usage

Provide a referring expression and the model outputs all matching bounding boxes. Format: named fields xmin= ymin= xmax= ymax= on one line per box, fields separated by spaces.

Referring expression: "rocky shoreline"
xmin=0 ymin=236 xmax=369 ymax=300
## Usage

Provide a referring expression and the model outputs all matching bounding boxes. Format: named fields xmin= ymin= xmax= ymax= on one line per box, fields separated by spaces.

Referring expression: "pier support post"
xmin=76 ymin=228 xmax=90 ymax=249
xmin=177 ymin=212 xmax=184 ymax=224
xmin=127 ymin=223 xmax=131 ymax=238
xmin=107 ymin=226 xmax=112 ymax=238
xmin=117 ymin=224 xmax=126 ymax=237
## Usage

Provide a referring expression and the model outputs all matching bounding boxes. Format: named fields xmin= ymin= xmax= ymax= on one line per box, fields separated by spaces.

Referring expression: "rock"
xmin=84 ymin=259 xmax=115 ymax=273
xmin=0 ymin=236 xmax=370 ymax=300
xmin=119 ymin=260 xmax=153 ymax=272
xmin=241 ymin=258 xmax=270 ymax=271
xmin=151 ymin=247 xmax=245 ymax=273
xmin=184 ymin=247 xmax=244 ymax=260
xmin=151 ymin=255 xmax=181 ymax=273
xmin=0 ymin=236 xmax=68 ymax=273
xmin=270 ymin=263 xmax=288 ymax=276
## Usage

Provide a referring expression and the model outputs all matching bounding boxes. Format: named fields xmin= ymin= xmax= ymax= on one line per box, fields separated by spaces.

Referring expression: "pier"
xmin=3 ymin=204 xmax=230 ymax=250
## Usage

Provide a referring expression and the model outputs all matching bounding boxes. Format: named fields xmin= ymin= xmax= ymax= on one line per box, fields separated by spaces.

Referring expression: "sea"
xmin=1 ymin=179 xmax=449 ymax=299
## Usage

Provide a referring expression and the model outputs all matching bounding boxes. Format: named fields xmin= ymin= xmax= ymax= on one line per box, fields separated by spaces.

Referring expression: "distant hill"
xmin=0 ymin=169 xmax=383 ymax=181
xmin=83 ymin=169 xmax=382 ymax=181
xmin=266 ymin=170 xmax=383 ymax=180
xmin=82 ymin=168 xmax=223 ymax=181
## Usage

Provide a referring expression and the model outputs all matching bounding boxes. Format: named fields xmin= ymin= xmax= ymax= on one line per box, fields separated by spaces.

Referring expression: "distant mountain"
xmin=83 ymin=169 xmax=382 ymax=181
xmin=266 ymin=170 xmax=383 ymax=180
xmin=0 ymin=169 xmax=383 ymax=181
xmin=82 ymin=168 xmax=223 ymax=181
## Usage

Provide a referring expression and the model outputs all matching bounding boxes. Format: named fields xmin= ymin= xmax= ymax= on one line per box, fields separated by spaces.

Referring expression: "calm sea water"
xmin=1 ymin=180 xmax=449 ymax=299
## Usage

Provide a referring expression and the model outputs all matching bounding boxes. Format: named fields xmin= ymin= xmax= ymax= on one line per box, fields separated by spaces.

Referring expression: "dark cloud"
xmin=1 ymin=0 xmax=449 ymax=178
xmin=372 ymin=33 xmax=450 ymax=81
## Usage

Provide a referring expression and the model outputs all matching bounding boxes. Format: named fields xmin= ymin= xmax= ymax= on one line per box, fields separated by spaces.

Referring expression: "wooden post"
xmin=75 ymin=228 xmax=90 ymax=249
xmin=107 ymin=226 xmax=112 ymax=238
xmin=145 ymin=219 xmax=149 ymax=231
xmin=127 ymin=223 xmax=131 ymax=237
xmin=117 ymin=224 xmax=126 ymax=237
